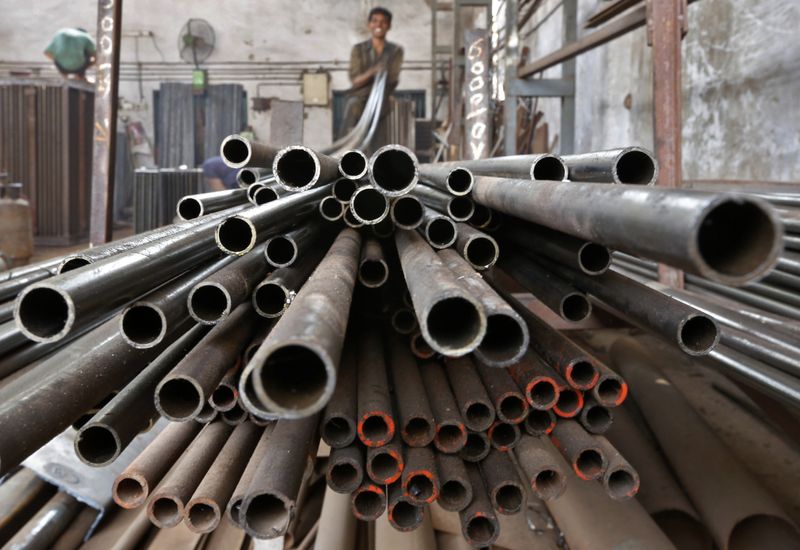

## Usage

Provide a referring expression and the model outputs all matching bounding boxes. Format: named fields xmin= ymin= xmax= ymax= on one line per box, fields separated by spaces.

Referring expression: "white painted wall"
xmin=0 ymin=0 xmax=436 ymax=153
xmin=519 ymin=0 xmax=800 ymax=181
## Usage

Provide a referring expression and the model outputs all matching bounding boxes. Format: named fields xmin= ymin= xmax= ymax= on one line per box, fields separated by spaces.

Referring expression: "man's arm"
xmin=386 ymin=46 xmax=404 ymax=94
xmin=349 ymin=44 xmax=383 ymax=90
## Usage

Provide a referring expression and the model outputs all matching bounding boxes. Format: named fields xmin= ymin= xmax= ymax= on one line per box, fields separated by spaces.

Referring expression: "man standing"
xmin=44 ymin=28 xmax=96 ymax=81
xmin=343 ymin=7 xmax=404 ymax=149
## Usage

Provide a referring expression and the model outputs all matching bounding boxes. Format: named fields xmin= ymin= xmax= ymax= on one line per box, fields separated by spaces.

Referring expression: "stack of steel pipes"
xmin=0 ymin=138 xmax=796 ymax=548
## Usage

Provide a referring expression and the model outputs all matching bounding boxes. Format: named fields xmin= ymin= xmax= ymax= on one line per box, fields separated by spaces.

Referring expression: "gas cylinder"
xmin=0 ymin=183 xmax=34 ymax=267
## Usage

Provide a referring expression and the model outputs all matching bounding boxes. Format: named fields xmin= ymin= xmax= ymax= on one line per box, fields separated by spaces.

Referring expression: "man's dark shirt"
xmin=202 ymin=156 xmax=238 ymax=190
xmin=348 ymin=39 xmax=404 ymax=98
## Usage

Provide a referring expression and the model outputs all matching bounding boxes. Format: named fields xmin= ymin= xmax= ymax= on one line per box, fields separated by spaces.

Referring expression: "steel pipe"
xmin=356 ymin=327 xmax=395 ymax=447
xmin=319 ymin=196 xmax=345 ymax=221
xmin=418 ymin=206 xmax=457 ymax=249
xmin=121 ymin=256 xmax=235 ymax=347
xmin=480 ymin=448 xmax=525 ymax=514
xmin=236 ymin=168 xmax=271 ymax=188
xmin=227 ymin=424 xmax=275 ymax=526
xmin=402 ymin=446 xmax=438 ymax=504
xmin=487 ymin=420 xmax=521 ymax=451
xmin=460 ymin=431 xmax=491 ymax=463
xmin=177 ymin=189 xmax=249 ymax=220
xmin=432 ymin=154 xmax=567 ymax=181
xmin=349 ymin=185 xmax=390 ymax=225
xmin=459 ymin=464 xmax=500 ymax=547
xmin=321 ymin=346 xmax=358 ymax=448
xmin=246 ymin=228 xmax=361 ymax=417
xmin=215 ymin=186 xmax=329 ymax=256
xmin=155 ymin=303 xmax=260 ymax=421
xmin=420 ymin=361 xmax=468 ymax=454
xmin=74 ymin=325 xmax=207 ymax=466
xmin=332 ymin=178 xmax=359 ymax=203
xmin=113 ymin=420 xmax=203 ymax=508
xmin=444 ymin=356 xmax=496 ymax=432
xmin=252 ymin=248 xmax=325 ymax=319
xmin=418 ymin=165 xmax=474 ymax=196
xmin=264 ymin=222 xmax=327 ymax=269
xmin=253 ymin=184 xmax=284 ymax=205
xmin=435 ymin=454 xmax=473 ymax=513
xmin=368 ymin=144 xmax=419 ymax=197
xmin=387 ymin=333 xmax=436 ymax=447
xmin=387 ymin=481 xmax=424 ymax=532
xmin=439 ymin=249 xmax=528 ymax=366
xmin=551 ymin=420 xmax=608 ymax=481
xmin=327 ymin=443 xmax=365 ymax=494
xmin=577 ymin=398 xmax=613 ymax=435
xmin=473 ymin=176 xmax=783 ymax=285
xmin=396 ymin=229 xmax=486 ymax=356
xmin=562 ymin=147 xmax=658 ymax=185
xmin=453 ymin=223 xmax=498 ymax=271
xmin=350 ymin=481 xmax=385 ymax=522
xmin=366 ymin=437 xmax=403 ymax=484
xmin=337 ymin=150 xmax=368 ymax=180
xmin=507 ymin=351 xmax=560 ymax=411
xmin=476 ymin=361 xmax=529 ymax=425
xmin=390 ymin=195 xmax=424 ymax=230
xmin=273 ymin=145 xmax=339 ymax=192
xmin=514 ymin=434 xmax=567 ymax=500
xmin=221 ymin=135 xmax=281 ymax=169
xmin=413 ymin=184 xmax=474 ymax=222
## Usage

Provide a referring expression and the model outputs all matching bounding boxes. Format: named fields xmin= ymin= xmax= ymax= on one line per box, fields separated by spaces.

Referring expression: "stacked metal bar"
xmin=133 ymin=168 xmax=204 ymax=232
xmin=1 ymin=139 xmax=798 ymax=548
xmin=0 ymin=78 xmax=93 ymax=245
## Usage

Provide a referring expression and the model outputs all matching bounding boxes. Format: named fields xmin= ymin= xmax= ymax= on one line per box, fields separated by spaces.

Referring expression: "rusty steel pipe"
xmin=246 ymin=229 xmax=361 ymax=418
xmin=396 ymin=229 xmax=486 ymax=356
xmin=460 ymin=431 xmax=491 ymax=463
xmin=0 ymin=315 xmax=193 ymax=475
xmin=3 ymin=491 xmax=81 ymax=550
xmin=358 ymin=238 xmax=389 ymax=288
xmin=514 ymin=434 xmax=567 ymax=501
xmin=390 ymin=308 xmax=417 ymax=335
xmin=476 ymin=361 xmax=529 ymax=425
xmin=387 ymin=481 xmax=424 ymax=532
xmin=215 ymin=186 xmax=328 ymax=256
xmin=480 ymin=449 xmax=525 ymax=515
xmin=222 ymin=402 xmax=248 ymax=425
xmin=185 ymin=421 xmax=262 ymax=533
xmin=210 ymin=367 xmax=241 ymax=412
xmin=500 ymin=256 xmax=592 ymax=322
xmin=489 ymin=279 xmax=600 ymax=390
xmin=409 ymin=331 xmax=435 ymax=359
xmin=595 ymin=436 xmax=640 ymax=500
xmin=113 ymin=421 xmax=203 ymax=508
xmin=321 ymin=346 xmax=358 ymax=448
xmin=75 ymin=325 xmax=207 ymax=466
xmin=156 ymin=303 xmax=260 ymax=421
xmin=487 ymin=420 xmax=521 ymax=451
xmin=327 ymin=443 xmax=365 ymax=494
xmin=501 ymin=220 xmax=612 ymax=276
xmin=264 ymin=222 xmax=327 ymax=269
xmin=351 ymin=481 xmax=386 ymax=522
xmin=402 ymin=446 xmax=439 ymax=505
xmin=433 ymin=154 xmax=567 ymax=181
xmin=371 ymin=215 xmax=394 ymax=237
xmin=469 ymin=203 xmax=493 ymax=229
xmin=453 ymin=223 xmax=499 ymax=271
xmin=591 ymin=361 xmax=628 ymax=408
xmin=418 ymin=206 xmax=458 ymax=250
xmin=221 ymin=135 xmax=281 ymax=169
xmin=444 ymin=356 xmax=495 ymax=432
xmin=177 ymin=188 xmax=249 ymax=221
xmin=390 ymin=195 xmax=424 ymax=230
xmin=366 ymin=436 xmax=404 ymax=485
xmin=271 ymin=145 xmax=339 ymax=192
xmin=551 ymin=420 xmax=608 ymax=481
xmin=356 ymin=327 xmax=395 ymax=447
xmin=240 ymin=415 xmax=319 ymax=539
xmin=435 ymin=454 xmax=473 ymax=512
xmin=338 ymin=150 xmax=369 ymax=180
xmin=578 ymin=398 xmax=614 ymax=435
xmin=418 ymin=165 xmax=474 ymax=196
xmin=121 ymin=256 xmax=234 ymax=347
xmin=386 ymin=333 xmax=435 ymax=447
xmin=368 ymin=144 xmax=419 ymax=197
xmin=147 ymin=421 xmax=234 ymax=528
xmin=472 ymin=176 xmax=783 ymax=285
xmin=562 ymin=147 xmax=658 ymax=185
xmin=523 ymin=409 xmax=557 ymax=437
xmin=420 ymin=361 xmax=468 ymax=454
xmin=459 ymin=464 xmax=500 ymax=547
xmin=507 ymin=351 xmax=560 ymax=411
xmin=227 ymin=424 xmax=275 ymax=526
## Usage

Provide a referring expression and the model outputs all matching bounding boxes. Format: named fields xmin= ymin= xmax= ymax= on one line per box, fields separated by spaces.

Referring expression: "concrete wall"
xmin=519 ymin=0 xmax=800 ymax=181
xmin=0 ymin=0 xmax=436 ymax=154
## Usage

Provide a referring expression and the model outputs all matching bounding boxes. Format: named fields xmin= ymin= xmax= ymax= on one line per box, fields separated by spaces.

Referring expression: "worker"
xmin=342 ymin=6 xmax=404 ymax=150
xmin=202 ymin=156 xmax=239 ymax=192
xmin=44 ymin=28 xmax=96 ymax=81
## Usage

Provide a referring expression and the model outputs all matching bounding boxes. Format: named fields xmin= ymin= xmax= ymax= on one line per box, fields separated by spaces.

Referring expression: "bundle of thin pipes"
xmin=0 ymin=137 xmax=797 ymax=548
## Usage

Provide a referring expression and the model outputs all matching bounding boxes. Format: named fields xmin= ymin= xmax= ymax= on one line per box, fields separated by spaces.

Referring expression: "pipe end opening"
xmin=122 ymin=304 xmax=165 ymax=347
xmin=75 ymin=425 xmax=120 ymax=466
xmin=177 ymin=198 xmax=203 ymax=220
xmin=157 ymin=377 xmax=203 ymax=420
xmin=531 ymin=156 xmax=567 ymax=181
xmin=17 ymin=286 xmax=72 ymax=341
xmin=447 ymin=168 xmax=473 ymax=195
xmin=426 ymin=296 xmax=483 ymax=354
xmin=258 ymin=344 xmax=330 ymax=411
xmin=217 ymin=217 xmax=256 ymax=254
xmin=679 ymin=315 xmax=719 ymax=355
xmin=465 ymin=236 xmax=499 ymax=270
xmin=190 ymin=284 xmax=231 ymax=324
xmin=615 ymin=149 xmax=656 ymax=185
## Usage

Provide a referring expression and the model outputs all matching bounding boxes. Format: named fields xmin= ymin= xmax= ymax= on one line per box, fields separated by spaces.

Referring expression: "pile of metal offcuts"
xmin=0 ymin=135 xmax=798 ymax=550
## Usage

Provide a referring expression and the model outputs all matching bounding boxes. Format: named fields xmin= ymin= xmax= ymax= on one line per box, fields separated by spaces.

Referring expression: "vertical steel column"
xmin=650 ymin=0 xmax=685 ymax=288
xmin=503 ymin=0 xmax=519 ymax=155
xmin=560 ymin=0 xmax=577 ymax=154
xmin=90 ymin=0 xmax=122 ymax=245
